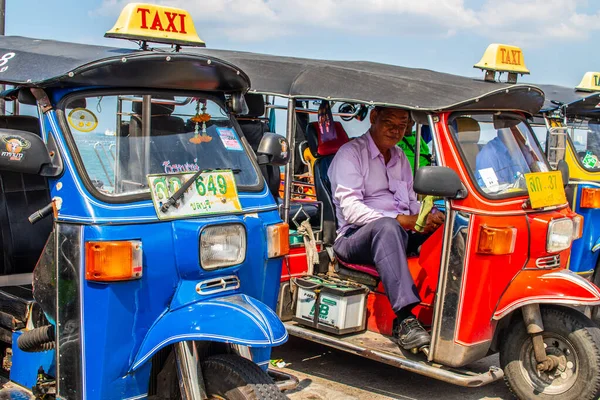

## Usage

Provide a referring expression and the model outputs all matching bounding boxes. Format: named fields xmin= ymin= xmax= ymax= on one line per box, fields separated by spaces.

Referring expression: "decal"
xmin=216 ymin=127 xmax=243 ymax=152
xmin=279 ymin=137 xmax=288 ymax=159
xmin=162 ymin=160 xmax=201 ymax=174
xmin=68 ymin=108 xmax=98 ymax=133
xmin=0 ymin=52 xmax=15 ymax=73
xmin=1 ymin=135 xmax=30 ymax=161
xmin=478 ymin=167 xmax=499 ymax=190
xmin=582 ymin=151 xmax=599 ymax=169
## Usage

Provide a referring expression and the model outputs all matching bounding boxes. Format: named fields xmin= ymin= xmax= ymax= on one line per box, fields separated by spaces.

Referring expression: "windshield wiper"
xmin=160 ymin=169 xmax=241 ymax=213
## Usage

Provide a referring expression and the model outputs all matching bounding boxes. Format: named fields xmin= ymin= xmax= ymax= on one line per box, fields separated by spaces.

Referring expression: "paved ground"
xmin=272 ymin=337 xmax=513 ymax=400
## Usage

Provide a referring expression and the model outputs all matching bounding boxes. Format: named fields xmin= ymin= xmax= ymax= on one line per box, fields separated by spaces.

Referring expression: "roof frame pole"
xmin=414 ymin=123 xmax=422 ymax=176
xmin=142 ymin=95 xmax=151 ymax=178
xmin=281 ymin=97 xmax=297 ymax=221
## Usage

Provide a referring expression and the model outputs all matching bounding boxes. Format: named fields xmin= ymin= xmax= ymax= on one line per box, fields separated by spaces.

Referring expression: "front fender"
xmin=130 ymin=294 xmax=287 ymax=371
xmin=494 ymin=269 xmax=600 ymax=320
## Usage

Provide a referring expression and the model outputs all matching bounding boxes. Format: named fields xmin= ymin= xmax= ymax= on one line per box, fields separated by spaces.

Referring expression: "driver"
xmin=328 ymin=107 xmax=445 ymax=350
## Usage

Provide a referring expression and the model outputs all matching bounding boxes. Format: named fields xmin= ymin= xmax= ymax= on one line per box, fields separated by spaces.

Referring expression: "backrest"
xmin=307 ymin=121 xmax=350 ymax=245
xmin=456 ymin=117 xmax=481 ymax=169
xmin=237 ymin=94 xmax=281 ymax=199
xmin=0 ymin=116 xmax=52 ymax=276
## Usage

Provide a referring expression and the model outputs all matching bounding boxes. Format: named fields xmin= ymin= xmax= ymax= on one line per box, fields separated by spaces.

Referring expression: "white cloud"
xmin=92 ymin=0 xmax=600 ymax=44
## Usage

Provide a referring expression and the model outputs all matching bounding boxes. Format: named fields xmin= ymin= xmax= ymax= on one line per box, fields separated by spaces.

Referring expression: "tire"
xmin=202 ymin=354 xmax=287 ymax=400
xmin=500 ymin=305 xmax=600 ymax=400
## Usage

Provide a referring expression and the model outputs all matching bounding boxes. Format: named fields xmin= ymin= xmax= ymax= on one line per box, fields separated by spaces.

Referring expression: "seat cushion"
xmin=338 ymin=258 xmax=379 ymax=278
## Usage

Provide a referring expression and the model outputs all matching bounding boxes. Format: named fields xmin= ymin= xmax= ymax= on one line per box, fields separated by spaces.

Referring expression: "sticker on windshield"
xmin=582 ymin=151 xmax=599 ymax=169
xmin=478 ymin=168 xmax=499 ymax=190
xmin=216 ymin=127 xmax=243 ymax=152
xmin=68 ymin=108 xmax=98 ymax=133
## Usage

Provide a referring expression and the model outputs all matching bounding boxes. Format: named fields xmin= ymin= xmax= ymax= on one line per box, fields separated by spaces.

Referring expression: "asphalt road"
xmin=272 ymin=337 xmax=513 ymax=400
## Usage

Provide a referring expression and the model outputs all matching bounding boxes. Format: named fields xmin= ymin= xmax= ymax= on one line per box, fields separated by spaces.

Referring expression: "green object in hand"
xmin=415 ymin=195 xmax=436 ymax=233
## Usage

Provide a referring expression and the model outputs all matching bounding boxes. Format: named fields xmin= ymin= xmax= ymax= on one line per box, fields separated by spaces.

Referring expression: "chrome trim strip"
xmin=195 ymin=275 xmax=241 ymax=295
xmin=535 ymin=255 xmax=561 ymax=269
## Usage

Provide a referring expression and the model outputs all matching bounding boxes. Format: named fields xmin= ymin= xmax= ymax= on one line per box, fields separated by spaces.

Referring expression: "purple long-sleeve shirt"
xmin=328 ymin=130 xmax=420 ymax=238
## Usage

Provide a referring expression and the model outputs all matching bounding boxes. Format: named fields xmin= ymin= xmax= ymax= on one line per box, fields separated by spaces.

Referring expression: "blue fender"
xmin=129 ymin=294 xmax=287 ymax=371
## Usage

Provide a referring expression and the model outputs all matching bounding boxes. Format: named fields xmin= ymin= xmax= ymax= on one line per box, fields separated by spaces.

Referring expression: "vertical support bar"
xmin=174 ymin=341 xmax=208 ymax=400
xmin=114 ymin=97 xmax=122 ymax=193
xmin=282 ymin=98 xmax=297 ymax=221
xmin=0 ymin=0 xmax=5 ymax=116
xmin=413 ymin=123 xmax=422 ymax=176
xmin=142 ymin=95 xmax=151 ymax=178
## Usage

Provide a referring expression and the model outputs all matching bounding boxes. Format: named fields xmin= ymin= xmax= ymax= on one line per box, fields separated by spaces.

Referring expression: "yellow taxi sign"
xmin=474 ymin=44 xmax=529 ymax=83
xmin=525 ymin=171 xmax=566 ymax=209
xmin=105 ymin=3 xmax=205 ymax=47
xmin=575 ymin=72 xmax=600 ymax=92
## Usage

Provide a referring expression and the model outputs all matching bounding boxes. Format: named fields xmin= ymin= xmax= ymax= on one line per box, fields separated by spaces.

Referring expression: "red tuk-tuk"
xmin=204 ymin=46 xmax=600 ymax=400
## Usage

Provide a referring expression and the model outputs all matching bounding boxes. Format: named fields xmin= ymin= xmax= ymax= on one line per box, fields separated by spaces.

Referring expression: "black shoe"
xmin=394 ymin=317 xmax=431 ymax=350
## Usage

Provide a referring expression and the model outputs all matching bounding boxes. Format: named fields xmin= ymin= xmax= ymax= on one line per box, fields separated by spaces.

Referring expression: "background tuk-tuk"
xmin=532 ymin=77 xmax=600 ymax=288
xmin=206 ymin=46 xmax=600 ymax=400
xmin=0 ymin=4 xmax=295 ymax=399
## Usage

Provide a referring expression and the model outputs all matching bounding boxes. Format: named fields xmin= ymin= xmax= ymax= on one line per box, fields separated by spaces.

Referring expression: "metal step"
xmin=285 ymin=321 xmax=503 ymax=387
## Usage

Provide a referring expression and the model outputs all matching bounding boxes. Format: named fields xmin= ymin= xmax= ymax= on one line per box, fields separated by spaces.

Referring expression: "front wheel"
xmin=500 ymin=305 xmax=600 ymax=400
xmin=202 ymin=354 xmax=287 ymax=400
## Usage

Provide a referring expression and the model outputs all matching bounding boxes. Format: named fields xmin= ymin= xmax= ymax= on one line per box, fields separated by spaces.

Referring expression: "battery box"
xmin=293 ymin=276 xmax=368 ymax=335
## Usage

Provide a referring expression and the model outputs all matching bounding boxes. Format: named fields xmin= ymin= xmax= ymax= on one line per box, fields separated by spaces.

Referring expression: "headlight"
xmin=547 ymin=218 xmax=573 ymax=253
xmin=200 ymin=224 xmax=246 ymax=270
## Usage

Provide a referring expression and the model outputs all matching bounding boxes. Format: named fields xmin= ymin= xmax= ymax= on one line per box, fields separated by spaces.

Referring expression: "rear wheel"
xmin=500 ymin=305 xmax=600 ymax=400
xmin=202 ymin=354 xmax=286 ymax=400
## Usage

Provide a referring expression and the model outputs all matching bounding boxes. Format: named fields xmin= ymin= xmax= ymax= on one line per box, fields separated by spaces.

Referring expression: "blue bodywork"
xmin=569 ymin=183 xmax=600 ymax=275
xmin=29 ymin=89 xmax=287 ymax=399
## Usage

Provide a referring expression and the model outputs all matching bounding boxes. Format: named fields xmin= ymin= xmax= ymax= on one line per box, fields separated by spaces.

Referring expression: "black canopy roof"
xmin=0 ymin=36 xmax=250 ymax=92
xmin=197 ymin=49 xmax=545 ymax=115
xmin=535 ymin=83 xmax=600 ymax=119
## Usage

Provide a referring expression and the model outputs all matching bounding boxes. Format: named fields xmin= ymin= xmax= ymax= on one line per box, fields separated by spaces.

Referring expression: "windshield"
xmin=63 ymin=94 xmax=260 ymax=197
xmin=450 ymin=113 xmax=548 ymax=197
xmin=569 ymin=120 xmax=600 ymax=170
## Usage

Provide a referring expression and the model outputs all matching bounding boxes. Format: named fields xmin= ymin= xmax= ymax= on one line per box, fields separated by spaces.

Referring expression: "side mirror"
xmin=0 ymin=129 xmax=55 ymax=176
xmin=257 ymin=133 xmax=290 ymax=166
xmin=229 ymin=92 xmax=249 ymax=115
xmin=414 ymin=166 xmax=467 ymax=199
xmin=557 ymin=159 xmax=569 ymax=187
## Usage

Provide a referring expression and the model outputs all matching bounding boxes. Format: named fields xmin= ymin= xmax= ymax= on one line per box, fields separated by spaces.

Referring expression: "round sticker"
xmin=68 ymin=108 xmax=98 ymax=133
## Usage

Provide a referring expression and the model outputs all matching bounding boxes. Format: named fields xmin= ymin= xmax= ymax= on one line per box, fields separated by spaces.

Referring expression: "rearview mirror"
xmin=257 ymin=133 xmax=290 ymax=166
xmin=414 ymin=166 xmax=467 ymax=199
xmin=0 ymin=129 xmax=55 ymax=176
xmin=557 ymin=159 xmax=569 ymax=187
xmin=545 ymin=127 xmax=568 ymax=169
xmin=229 ymin=92 xmax=249 ymax=115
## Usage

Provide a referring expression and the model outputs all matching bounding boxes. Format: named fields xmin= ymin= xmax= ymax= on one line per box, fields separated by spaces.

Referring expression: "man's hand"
xmin=396 ymin=214 xmax=418 ymax=231
xmin=423 ymin=211 xmax=445 ymax=234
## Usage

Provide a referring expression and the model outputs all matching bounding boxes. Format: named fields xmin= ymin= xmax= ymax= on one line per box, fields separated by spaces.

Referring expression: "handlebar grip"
xmin=28 ymin=203 xmax=54 ymax=225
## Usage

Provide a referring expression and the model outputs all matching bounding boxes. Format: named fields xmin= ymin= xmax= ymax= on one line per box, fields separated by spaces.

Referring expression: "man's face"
xmin=370 ymin=108 xmax=412 ymax=151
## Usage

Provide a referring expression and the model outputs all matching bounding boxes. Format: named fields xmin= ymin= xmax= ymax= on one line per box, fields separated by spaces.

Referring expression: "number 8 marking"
xmin=0 ymin=53 xmax=15 ymax=73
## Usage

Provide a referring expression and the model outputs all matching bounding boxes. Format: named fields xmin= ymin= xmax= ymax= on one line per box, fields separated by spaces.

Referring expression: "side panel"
xmin=569 ymin=183 xmax=600 ymax=275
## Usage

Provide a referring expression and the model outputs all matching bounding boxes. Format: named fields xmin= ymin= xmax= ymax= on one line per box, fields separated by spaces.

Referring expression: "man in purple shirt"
xmin=328 ymin=107 xmax=445 ymax=350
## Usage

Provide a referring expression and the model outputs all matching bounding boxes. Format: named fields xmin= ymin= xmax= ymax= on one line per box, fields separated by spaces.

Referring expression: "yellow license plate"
xmin=148 ymin=170 xmax=242 ymax=220
xmin=525 ymin=171 xmax=567 ymax=209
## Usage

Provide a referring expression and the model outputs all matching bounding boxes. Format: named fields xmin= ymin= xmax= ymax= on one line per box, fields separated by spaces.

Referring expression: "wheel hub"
xmin=521 ymin=333 xmax=578 ymax=395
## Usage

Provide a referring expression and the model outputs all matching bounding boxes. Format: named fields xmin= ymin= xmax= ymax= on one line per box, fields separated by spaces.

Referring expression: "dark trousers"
xmin=333 ymin=218 xmax=422 ymax=313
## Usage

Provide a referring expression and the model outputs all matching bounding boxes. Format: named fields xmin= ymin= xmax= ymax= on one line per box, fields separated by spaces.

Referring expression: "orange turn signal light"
xmin=580 ymin=188 xmax=600 ymax=209
xmin=476 ymin=225 xmax=517 ymax=255
xmin=267 ymin=223 xmax=289 ymax=258
xmin=85 ymin=240 xmax=143 ymax=282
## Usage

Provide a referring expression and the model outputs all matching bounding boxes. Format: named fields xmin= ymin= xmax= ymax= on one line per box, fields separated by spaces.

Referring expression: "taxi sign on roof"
xmin=474 ymin=44 xmax=529 ymax=83
xmin=575 ymin=72 xmax=600 ymax=92
xmin=105 ymin=3 xmax=205 ymax=47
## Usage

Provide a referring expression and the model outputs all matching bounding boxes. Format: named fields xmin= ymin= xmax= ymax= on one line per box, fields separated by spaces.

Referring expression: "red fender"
xmin=494 ymin=269 xmax=600 ymax=320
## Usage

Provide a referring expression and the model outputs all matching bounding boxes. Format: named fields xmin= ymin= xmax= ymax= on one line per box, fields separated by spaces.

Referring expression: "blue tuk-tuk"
xmin=0 ymin=3 xmax=292 ymax=399
xmin=533 ymin=76 xmax=600 ymax=285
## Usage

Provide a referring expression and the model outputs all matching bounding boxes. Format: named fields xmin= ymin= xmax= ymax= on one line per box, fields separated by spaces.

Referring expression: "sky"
xmin=5 ymin=0 xmax=600 ymax=88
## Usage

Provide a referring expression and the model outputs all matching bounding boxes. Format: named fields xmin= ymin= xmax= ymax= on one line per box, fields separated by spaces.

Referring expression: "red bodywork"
xmin=280 ymin=111 xmax=600 ymax=344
